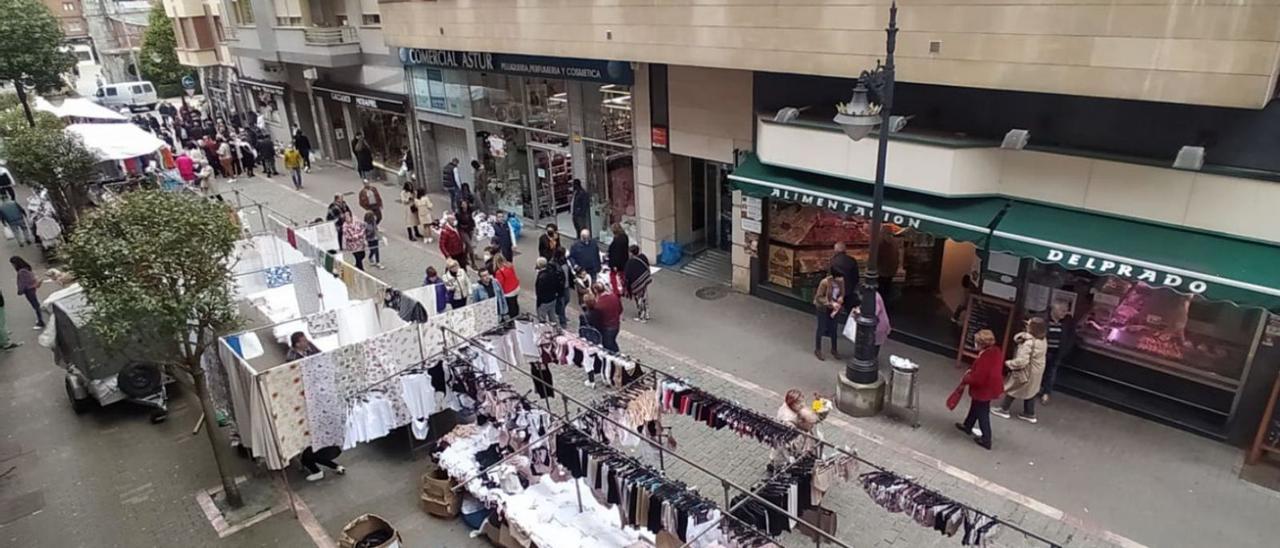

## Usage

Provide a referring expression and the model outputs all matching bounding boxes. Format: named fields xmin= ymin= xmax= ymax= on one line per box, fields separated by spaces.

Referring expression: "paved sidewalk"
xmin=212 ymin=165 xmax=1280 ymax=548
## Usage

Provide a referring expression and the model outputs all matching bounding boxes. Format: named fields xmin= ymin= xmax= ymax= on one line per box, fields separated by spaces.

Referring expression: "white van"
xmin=93 ymin=81 xmax=158 ymax=111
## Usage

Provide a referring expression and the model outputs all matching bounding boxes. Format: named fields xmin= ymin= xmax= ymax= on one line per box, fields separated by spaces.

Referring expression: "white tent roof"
xmin=34 ymin=97 xmax=128 ymax=121
xmin=65 ymin=123 xmax=164 ymax=161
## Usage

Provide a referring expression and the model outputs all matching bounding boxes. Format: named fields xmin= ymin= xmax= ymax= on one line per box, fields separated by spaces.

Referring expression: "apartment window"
xmin=231 ymin=0 xmax=254 ymax=25
xmin=213 ymin=16 xmax=224 ymax=42
xmin=359 ymin=0 xmax=380 ymax=26
xmin=62 ymin=2 xmax=75 ymax=11
xmin=275 ymin=16 xmax=302 ymax=27
xmin=172 ymin=19 xmax=188 ymax=48
xmin=361 ymin=14 xmax=381 ymax=26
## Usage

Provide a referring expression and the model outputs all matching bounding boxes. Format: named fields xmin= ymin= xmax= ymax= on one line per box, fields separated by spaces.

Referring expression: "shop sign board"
xmin=320 ymin=90 xmax=406 ymax=114
xmin=766 ymin=188 xmax=923 ymax=230
xmin=1043 ymin=249 xmax=1208 ymax=295
xmin=741 ymin=217 xmax=762 ymax=234
xmin=398 ymin=48 xmax=634 ymax=85
xmin=651 ymin=126 xmax=668 ymax=148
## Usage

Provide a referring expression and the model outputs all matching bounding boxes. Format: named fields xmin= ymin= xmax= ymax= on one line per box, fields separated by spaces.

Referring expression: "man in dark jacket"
xmin=570 ymin=179 xmax=590 ymax=236
xmin=325 ymin=194 xmax=351 ymax=242
xmin=569 ymin=228 xmax=602 ymax=280
xmin=256 ymin=136 xmax=278 ymax=176
xmin=293 ymin=128 xmax=312 ymax=172
xmin=829 ymin=242 xmax=861 ymax=312
xmin=606 ymin=224 xmax=630 ymax=295
xmin=491 ymin=211 xmax=514 ymax=261
xmin=1039 ymin=301 xmax=1078 ymax=404
xmin=534 ymin=257 xmax=562 ymax=324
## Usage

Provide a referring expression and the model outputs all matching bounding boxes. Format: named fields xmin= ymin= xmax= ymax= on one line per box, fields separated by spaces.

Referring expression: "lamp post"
xmin=833 ymin=2 xmax=898 ymax=414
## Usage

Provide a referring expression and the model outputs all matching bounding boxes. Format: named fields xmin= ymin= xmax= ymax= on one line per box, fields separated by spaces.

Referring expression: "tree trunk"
xmin=191 ymin=366 xmax=244 ymax=508
xmin=14 ymin=84 xmax=35 ymax=128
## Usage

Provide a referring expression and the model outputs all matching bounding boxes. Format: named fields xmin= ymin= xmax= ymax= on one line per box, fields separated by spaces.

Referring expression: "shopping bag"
xmin=946 ymin=385 xmax=964 ymax=410
xmin=2 ymin=226 xmax=12 ymax=240
xmin=842 ymin=314 xmax=858 ymax=342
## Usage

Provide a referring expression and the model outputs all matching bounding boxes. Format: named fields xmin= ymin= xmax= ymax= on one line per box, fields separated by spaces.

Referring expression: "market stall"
xmin=426 ymin=318 xmax=1069 ymax=548
xmin=34 ymin=97 xmax=129 ymax=123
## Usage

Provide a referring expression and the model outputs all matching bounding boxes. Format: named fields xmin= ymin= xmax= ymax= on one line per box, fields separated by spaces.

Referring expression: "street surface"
xmin=2 ymin=161 xmax=1278 ymax=547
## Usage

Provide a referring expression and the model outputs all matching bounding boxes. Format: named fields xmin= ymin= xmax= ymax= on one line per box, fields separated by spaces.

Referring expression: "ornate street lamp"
xmin=833 ymin=2 xmax=898 ymax=414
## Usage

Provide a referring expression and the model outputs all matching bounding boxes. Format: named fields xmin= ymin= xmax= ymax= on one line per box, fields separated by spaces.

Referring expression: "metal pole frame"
xmin=440 ymin=325 xmax=853 ymax=548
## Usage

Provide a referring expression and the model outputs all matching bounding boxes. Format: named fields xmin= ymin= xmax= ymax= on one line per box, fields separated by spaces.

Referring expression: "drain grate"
xmin=695 ymin=286 xmax=728 ymax=300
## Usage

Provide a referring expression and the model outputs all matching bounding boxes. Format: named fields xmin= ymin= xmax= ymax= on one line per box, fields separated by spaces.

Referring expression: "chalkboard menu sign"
xmin=956 ymin=294 xmax=1017 ymax=364
xmin=1247 ymin=373 xmax=1280 ymax=464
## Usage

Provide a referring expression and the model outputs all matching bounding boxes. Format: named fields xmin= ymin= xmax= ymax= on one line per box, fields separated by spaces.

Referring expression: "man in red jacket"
xmin=955 ymin=329 xmax=1005 ymax=450
xmin=592 ymin=282 xmax=623 ymax=352
xmin=438 ymin=216 xmax=468 ymax=270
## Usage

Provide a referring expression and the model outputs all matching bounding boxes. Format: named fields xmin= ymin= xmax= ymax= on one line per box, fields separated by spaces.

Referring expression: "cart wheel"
xmin=66 ymin=377 xmax=92 ymax=415
xmin=149 ymin=412 xmax=168 ymax=424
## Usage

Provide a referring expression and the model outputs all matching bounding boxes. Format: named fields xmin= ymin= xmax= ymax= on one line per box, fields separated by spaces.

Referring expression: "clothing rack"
xmin=521 ymin=320 xmax=1068 ymax=548
xmin=440 ymin=323 xmax=853 ymax=548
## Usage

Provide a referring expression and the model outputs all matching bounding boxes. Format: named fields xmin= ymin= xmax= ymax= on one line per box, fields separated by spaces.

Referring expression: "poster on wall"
xmin=1051 ymin=288 xmax=1079 ymax=316
xmin=768 ymin=245 xmax=796 ymax=288
xmin=1025 ymin=283 xmax=1051 ymax=313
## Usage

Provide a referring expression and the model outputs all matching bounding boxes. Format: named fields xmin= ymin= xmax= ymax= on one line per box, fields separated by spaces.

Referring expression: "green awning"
xmin=729 ymin=154 xmax=1280 ymax=311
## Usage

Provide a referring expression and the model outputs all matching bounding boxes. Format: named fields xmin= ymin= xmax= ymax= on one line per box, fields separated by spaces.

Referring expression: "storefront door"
xmin=690 ymin=159 xmax=732 ymax=253
xmin=327 ymin=99 xmax=350 ymax=162
xmin=529 ymin=144 xmax=573 ymax=228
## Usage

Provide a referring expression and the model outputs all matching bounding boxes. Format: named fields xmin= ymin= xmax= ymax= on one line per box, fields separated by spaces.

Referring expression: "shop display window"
xmin=475 ymin=122 xmax=531 ymax=219
xmin=524 ymin=78 xmax=569 ymax=137
xmin=581 ymin=83 xmax=632 ymax=146
xmin=585 ymin=141 xmax=635 ymax=237
xmin=1069 ymin=273 xmax=1260 ymax=389
xmin=410 ymin=66 xmax=467 ymax=116
xmin=356 ymin=109 xmax=408 ymax=167
xmin=469 ymin=73 xmax=524 ymax=125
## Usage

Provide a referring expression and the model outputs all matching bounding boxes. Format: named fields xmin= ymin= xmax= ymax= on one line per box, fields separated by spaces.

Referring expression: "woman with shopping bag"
xmin=950 ymin=329 xmax=1004 ymax=449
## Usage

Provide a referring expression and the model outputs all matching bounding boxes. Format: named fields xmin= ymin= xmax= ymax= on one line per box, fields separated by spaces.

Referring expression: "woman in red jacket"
xmin=492 ymin=254 xmax=521 ymax=319
xmin=955 ymin=329 xmax=1004 ymax=449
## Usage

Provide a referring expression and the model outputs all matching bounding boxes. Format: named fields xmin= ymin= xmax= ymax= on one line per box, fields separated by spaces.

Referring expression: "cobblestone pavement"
xmin=4 ymin=163 xmax=1269 ymax=548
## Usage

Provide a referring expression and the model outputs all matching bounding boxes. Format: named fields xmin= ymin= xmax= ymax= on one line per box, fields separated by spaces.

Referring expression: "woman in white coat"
xmin=993 ymin=317 xmax=1048 ymax=423
xmin=415 ymin=189 xmax=436 ymax=243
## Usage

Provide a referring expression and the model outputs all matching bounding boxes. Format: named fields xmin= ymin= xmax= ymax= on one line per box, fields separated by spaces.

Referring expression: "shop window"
xmin=410 ymin=66 xmax=465 ymax=116
xmin=469 ymin=72 xmax=524 ymax=125
xmin=475 ymin=122 xmax=531 ymax=219
xmin=355 ymin=108 xmax=409 ymax=168
xmin=585 ymin=141 xmax=635 ymax=234
xmin=251 ymin=90 xmax=281 ymax=126
xmin=581 ymin=83 xmax=632 ymax=146
xmin=1030 ymin=263 xmax=1261 ymax=390
xmin=524 ymin=78 xmax=569 ymax=136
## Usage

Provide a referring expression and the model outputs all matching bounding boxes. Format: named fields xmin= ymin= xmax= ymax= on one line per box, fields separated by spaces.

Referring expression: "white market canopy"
xmin=65 ymin=123 xmax=164 ymax=161
xmin=34 ymin=97 xmax=128 ymax=122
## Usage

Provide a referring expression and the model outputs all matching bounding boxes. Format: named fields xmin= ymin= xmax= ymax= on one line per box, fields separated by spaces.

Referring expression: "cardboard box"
xmin=418 ymin=492 xmax=460 ymax=518
xmin=338 ymin=514 xmax=401 ymax=548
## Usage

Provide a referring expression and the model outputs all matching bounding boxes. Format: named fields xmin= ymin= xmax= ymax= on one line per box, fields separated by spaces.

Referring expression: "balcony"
xmin=176 ymin=48 xmax=221 ymax=67
xmin=303 ymin=26 xmax=358 ymax=46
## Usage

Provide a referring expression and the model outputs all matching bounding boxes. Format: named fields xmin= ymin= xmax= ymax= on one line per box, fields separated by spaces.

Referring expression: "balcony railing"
xmin=303 ymin=26 xmax=359 ymax=46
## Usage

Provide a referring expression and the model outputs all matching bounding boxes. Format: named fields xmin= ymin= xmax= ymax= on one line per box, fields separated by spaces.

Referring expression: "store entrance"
xmin=688 ymin=159 xmax=733 ymax=253
xmin=326 ymin=100 xmax=350 ymax=162
xmin=529 ymin=145 xmax=573 ymax=229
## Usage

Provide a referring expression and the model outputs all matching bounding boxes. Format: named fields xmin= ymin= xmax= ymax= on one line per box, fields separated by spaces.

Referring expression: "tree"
xmin=0 ymin=0 xmax=75 ymax=127
xmin=0 ymin=122 xmax=95 ymax=227
xmin=62 ymin=190 xmax=245 ymax=508
xmin=140 ymin=3 xmax=186 ymax=98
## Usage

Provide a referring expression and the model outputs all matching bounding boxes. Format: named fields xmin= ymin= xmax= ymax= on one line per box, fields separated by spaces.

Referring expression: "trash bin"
xmin=886 ymin=355 xmax=920 ymax=427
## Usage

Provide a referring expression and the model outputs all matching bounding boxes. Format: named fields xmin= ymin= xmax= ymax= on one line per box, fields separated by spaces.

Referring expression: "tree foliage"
xmin=62 ymin=190 xmax=242 ymax=366
xmin=140 ymin=3 xmax=186 ymax=98
xmin=0 ymin=0 xmax=75 ymax=124
xmin=0 ymin=106 xmax=60 ymax=140
xmin=0 ymin=122 xmax=95 ymax=227
xmin=62 ymin=190 xmax=246 ymax=507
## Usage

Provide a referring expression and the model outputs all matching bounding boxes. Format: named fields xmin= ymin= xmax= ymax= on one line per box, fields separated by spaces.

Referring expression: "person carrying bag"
xmin=993 ymin=317 xmax=1048 ymax=424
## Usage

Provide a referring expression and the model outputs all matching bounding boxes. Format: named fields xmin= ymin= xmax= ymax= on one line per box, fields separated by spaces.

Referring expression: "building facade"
xmin=45 ymin=0 xmax=90 ymax=42
xmin=377 ymin=1 xmax=1280 ymax=446
xmin=81 ymin=0 xmax=152 ymax=84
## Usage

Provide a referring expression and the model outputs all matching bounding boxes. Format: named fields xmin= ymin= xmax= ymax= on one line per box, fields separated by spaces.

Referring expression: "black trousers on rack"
xmin=532 ymin=362 xmax=555 ymax=399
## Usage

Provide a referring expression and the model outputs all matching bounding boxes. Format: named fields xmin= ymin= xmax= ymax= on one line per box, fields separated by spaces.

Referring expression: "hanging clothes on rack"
xmin=658 ymin=378 xmax=802 ymax=450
